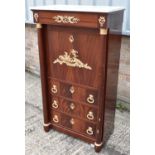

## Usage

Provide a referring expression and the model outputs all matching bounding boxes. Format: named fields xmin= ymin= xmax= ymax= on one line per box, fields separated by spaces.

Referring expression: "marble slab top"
xmin=30 ymin=5 xmax=125 ymax=13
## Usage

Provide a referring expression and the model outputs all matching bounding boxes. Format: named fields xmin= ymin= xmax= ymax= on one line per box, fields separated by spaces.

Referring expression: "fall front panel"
xmin=45 ymin=25 xmax=106 ymax=88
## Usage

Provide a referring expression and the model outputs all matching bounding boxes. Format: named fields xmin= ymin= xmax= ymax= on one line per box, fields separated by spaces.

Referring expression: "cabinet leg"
xmin=94 ymin=142 xmax=103 ymax=153
xmin=43 ymin=122 xmax=51 ymax=132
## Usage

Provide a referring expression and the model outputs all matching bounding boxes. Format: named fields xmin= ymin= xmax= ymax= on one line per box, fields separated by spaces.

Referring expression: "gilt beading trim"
xmin=43 ymin=122 xmax=51 ymax=127
xmin=53 ymin=15 xmax=80 ymax=24
xmin=94 ymin=142 xmax=103 ymax=147
xmin=36 ymin=23 xmax=42 ymax=29
xmin=100 ymin=28 xmax=108 ymax=35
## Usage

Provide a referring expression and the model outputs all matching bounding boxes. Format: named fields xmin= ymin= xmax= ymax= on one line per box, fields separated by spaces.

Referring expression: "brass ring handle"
xmin=86 ymin=127 xmax=93 ymax=135
xmin=53 ymin=115 xmax=59 ymax=123
xmin=69 ymin=86 xmax=75 ymax=94
xmin=87 ymin=111 xmax=94 ymax=120
xmin=70 ymin=118 xmax=75 ymax=125
xmin=70 ymin=103 xmax=75 ymax=110
xmin=51 ymin=85 xmax=57 ymax=94
xmin=87 ymin=94 xmax=94 ymax=104
xmin=52 ymin=100 xmax=58 ymax=109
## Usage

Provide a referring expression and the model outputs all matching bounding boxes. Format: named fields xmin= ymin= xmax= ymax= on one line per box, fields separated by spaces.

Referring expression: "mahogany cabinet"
xmin=31 ymin=5 xmax=124 ymax=152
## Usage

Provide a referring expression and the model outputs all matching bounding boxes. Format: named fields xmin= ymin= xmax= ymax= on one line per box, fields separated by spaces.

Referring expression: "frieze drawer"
xmin=33 ymin=11 xmax=102 ymax=28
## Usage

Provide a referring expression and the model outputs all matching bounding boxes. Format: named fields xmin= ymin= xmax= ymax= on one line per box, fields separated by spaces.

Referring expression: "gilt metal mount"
xmin=53 ymin=15 xmax=80 ymax=24
xmin=98 ymin=16 xmax=106 ymax=27
xmin=53 ymin=35 xmax=92 ymax=70
xmin=36 ymin=23 xmax=42 ymax=29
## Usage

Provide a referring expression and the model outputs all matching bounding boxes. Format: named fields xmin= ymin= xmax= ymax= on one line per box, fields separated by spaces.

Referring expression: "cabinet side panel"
xmin=103 ymin=11 xmax=124 ymax=144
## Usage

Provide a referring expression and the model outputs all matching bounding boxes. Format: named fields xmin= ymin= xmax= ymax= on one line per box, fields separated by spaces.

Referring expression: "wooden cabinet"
xmin=31 ymin=5 xmax=124 ymax=152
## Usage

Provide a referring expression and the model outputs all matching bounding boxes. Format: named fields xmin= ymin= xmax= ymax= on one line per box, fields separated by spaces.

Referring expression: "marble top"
xmin=30 ymin=5 xmax=125 ymax=13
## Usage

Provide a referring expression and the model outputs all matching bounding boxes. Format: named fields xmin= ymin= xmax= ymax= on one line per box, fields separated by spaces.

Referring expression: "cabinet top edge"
xmin=30 ymin=5 xmax=125 ymax=13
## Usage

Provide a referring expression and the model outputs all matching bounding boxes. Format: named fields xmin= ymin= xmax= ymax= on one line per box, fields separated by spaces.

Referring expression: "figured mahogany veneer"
xmin=31 ymin=5 xmax=124 ymax=152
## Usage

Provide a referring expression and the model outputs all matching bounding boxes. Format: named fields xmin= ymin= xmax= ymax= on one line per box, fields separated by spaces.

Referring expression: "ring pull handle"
xmin=70 ymin=103 xmax=75 ymax=110
xmin=87 ymin=111 xmax=94 ymax=120
xmin=86 ymin=127 xmax=93 ymax=135
xmin=52 ymin=100 xmax=59 ymax=109
xmin=69 ymin=86 xmax=75 ymax=94
xmin=51 ymin=85 xmax=57 ymax=94
xmin=53 ymin=115 xmax=59 ymax=123
xmin=87 ymin=94 xmax=94 ymax=104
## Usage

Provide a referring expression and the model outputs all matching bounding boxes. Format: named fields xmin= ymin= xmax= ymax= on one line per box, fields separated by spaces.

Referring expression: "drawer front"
xmin=61 ymin=113 xmax=96 ymax=137
xmin=50 ymin=79 xmax=98 ymax=105
xmin=60 ymin=82 xmax=86 ymax=102
xmin=61 ymin=99 xmax=81 ymax=118
xmin=61 ymin=98 xmax=98 ymax=122
xmin=51 ymin=111 xmax=96 ymax=138
xmin=50 ymin=95 xmax=98 ymax=122
xmin=80 ymin=104 xmax=98 ymax=122
xmin=33 ymin=11 xmax=101 ymax=28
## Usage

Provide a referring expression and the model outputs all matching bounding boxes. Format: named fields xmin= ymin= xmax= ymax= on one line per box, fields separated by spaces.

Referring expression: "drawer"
xmin=61 ymin=98 xmax=98 ymax=122
xmin=61 ymin=113 xmax=96 ymax=137
xmin=33 ymin=11 xmax=101 ymax=28
xmin=60 ymin=82 xmax=98 ymax=105
xmin=81 ymin=104 xmax=98 ymax=122
xmin=61 ymin=99 xmax=81 ymax=118
xmin=50 ymin=79 xmax=98 ymax=105
xmin=51 ymin=111 xmax=96 ymax=137
xmin=60 ymin=82 xmax=85 ymax=101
